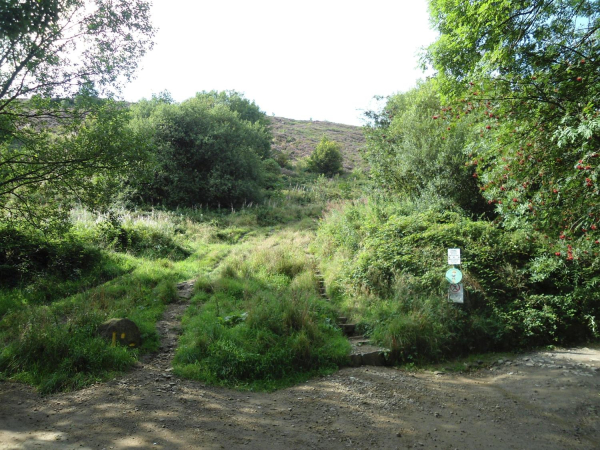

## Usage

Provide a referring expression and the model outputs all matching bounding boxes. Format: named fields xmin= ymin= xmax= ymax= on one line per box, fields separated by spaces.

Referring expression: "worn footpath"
xmin=1 ymin=285 xmax=599 ymax=449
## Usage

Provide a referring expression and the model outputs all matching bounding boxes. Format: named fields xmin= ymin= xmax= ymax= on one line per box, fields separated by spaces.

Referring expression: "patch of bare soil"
xmin=2 ymin=293 xmax=599 ymax=449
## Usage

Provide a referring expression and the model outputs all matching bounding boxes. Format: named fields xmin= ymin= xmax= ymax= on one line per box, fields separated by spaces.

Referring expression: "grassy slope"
xmin=268 ymin=116 xmax=366 ymax=170
xmin=0 ymin=112 xmax=370 ymax=393
xmin=0 ymin=175 xmax=366 ymax=393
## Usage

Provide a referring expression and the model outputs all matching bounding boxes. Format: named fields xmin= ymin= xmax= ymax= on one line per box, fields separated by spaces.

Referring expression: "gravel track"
xmin=2 ymin=296 xmax=599 ymax=450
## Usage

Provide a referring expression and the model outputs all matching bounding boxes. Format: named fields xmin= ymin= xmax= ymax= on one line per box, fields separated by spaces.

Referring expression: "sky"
xmin=121 ymin=0 xmax=438 ymax=126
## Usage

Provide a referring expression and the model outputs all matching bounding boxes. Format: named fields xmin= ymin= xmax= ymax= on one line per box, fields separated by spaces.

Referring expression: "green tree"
xmin=425 ymin=0 xmax=600 ymax=249
xmin=363 ymin=80 xmax=489 ymax=215
xmin=194 ymin=90 xmax=271 ymax=130
xmin=130 ymin=92 xmax=272 ymax=208
xmin=0 ymin=0 xmax=154 ymax=104
xmin=307 ymin=136 xmax=344 ymax=177
xmin=0 ymin=0 xmax=155 ymax=229
xmin=1 ymin=96 xmax=151 ymax=231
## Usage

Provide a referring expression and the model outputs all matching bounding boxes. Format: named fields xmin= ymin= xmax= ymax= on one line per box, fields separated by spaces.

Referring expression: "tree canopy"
xmin=0 ymin=0 xmax=155 ymax=230
xmin=307 ymin=136 xmax=344 ymax=177
xmin=425 ymin=0 xmax=600 ymax=252
xmin=0 ymin=0 xmax=154 ymax=107
xmin=363 ymin=79 xmax=489 ymax=215
xmin=129 ymin=91 xmax=272 ymax=208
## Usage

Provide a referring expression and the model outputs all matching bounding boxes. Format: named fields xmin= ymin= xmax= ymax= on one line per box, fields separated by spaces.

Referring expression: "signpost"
xmin=446 ymin=248 xmax=464 ymax=303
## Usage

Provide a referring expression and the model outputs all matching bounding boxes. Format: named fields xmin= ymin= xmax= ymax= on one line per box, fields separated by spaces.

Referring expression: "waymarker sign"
xmin=448 ymin=248 xmax=461 ymax=265
xmin=445 ymin=267 xmax=462 ymax=284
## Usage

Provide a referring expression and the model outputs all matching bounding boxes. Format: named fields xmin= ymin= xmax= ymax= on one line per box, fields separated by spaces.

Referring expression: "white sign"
xmin=448 ymin=248 xmax=461 ymax=265
xmin=448 ymin=283 xmax=464 ymax=303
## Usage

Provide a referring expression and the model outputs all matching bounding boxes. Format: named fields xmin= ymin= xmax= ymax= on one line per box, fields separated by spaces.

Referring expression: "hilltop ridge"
xmin=268 ymin=116 xmax=366 ymax=170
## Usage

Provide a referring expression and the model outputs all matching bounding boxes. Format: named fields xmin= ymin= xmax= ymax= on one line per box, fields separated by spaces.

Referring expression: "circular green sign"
xmin=445 ymin=268 xmax=463 ymax=284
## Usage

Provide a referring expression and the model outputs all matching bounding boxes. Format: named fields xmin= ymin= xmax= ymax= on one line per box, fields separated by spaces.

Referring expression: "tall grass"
xmin=174 ymin=230 xmax=350 ymax=390
xmin=314 ymin=196 xmax=600 ymax=362
xmin=0 ymin=208 xmax=227 ymax=393
xmin=0 ymin=173 xmax=366 ymax=393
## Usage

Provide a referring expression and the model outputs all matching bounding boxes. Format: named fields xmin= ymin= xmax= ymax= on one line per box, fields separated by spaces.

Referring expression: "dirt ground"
xmin=2 ymin=298 xmax=600 ymax=449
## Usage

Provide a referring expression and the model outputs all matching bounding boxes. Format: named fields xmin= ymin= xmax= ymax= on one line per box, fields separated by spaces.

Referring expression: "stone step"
xmin=340 ymin=323 xmax=356 ymax=336
xmin=348 ymin=350 xmax=389 ymax=367
xmin=337 ymin=316 xmax=348 ymax=325
xmin=176 ymin=280 xmax=195 ymax=300
xmin=347 ymin=338 xmax=390 ymax=367
xmin=348 ymin=335 xmax=368 ymax=345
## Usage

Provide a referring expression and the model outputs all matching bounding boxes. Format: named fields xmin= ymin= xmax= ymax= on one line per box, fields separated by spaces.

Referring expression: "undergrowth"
xmin=0 ymin=174 xmax=364 ymax=393
xmin=174 ymin=230 xmax=350 ymax=390
xmin=315 ymin=196 xmax=600 ymax=363
xmin=0 ymin=209 xmax=229 ymax=394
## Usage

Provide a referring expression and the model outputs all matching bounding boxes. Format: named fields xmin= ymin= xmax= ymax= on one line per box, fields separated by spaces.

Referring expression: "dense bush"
xmin=129 ymin=91 xmax=272 ymax=208
xmin=363 ymin=79 xmax=490 ymax=216
xmin=0 ymin=228 xmax=101 ymax=287
xmin=306 ymin=136 xmax=344 ymax=177
xmin=315 ymin=199 xmax=600 ymax=361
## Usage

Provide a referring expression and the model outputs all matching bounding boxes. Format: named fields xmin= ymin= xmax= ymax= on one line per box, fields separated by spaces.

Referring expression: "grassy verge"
xmin=174 ymin=229 xmax=350 ymax=391
xmin=0 ymin=174 xmax=366 ymax=393
xmin=0 ymin=209 xmax=228 ymax=394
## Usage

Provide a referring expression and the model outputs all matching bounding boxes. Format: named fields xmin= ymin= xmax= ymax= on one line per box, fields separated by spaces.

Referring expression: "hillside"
xmin=268 ymin=116 xmax=366 ymax=170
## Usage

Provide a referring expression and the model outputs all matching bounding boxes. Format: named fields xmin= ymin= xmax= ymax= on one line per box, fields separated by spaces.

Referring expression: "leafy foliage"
xmin=196 ymin=90 xmax=271 ymax=129
xmin=129 ymin=92 xmax=272 ymax=208
xmin=363 ymin=80 xmax=490 ymax=215
xmin=0 ymin=0 xmax=155 ymax=230
xmin=315 ymin=198 xmax=600 ymax=361
xmin=306 ymin=136 xmax=344 ymax=177
xmin=425 ymin=0 xmax=600 ymax=246
xmin=0 ymin=0 xmax=154 ymax=102
xmin=1 ymin=100 xmax=150 ymax=230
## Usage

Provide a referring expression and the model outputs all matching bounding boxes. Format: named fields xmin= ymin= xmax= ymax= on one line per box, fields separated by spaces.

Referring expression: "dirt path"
xmin=1 ymin=292 xmax=599 ymax=449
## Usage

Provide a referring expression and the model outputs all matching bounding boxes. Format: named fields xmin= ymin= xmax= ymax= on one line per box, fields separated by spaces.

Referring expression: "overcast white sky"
xmin=121 ymin=0 xmax=438 ymax=126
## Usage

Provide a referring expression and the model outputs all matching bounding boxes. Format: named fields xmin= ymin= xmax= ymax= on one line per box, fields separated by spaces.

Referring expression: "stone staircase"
xmin=337 ymin=316 xmax=389 ymax=367
xmin=314 ymin=259 xmax=389 ymax=367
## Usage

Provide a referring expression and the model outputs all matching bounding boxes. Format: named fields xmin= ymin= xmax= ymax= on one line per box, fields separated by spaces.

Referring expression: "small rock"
xmin=97 ymin=318 xmax=142 ymax=348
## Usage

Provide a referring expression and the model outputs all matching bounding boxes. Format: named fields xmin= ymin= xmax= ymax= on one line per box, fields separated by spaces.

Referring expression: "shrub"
xmin=315 ymin=198 xmax=600 ymax=361
xmin=306 ymin=136 xmax=344 ymax=177
xmin=129 ymin=92 xmax=272 ymax=208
